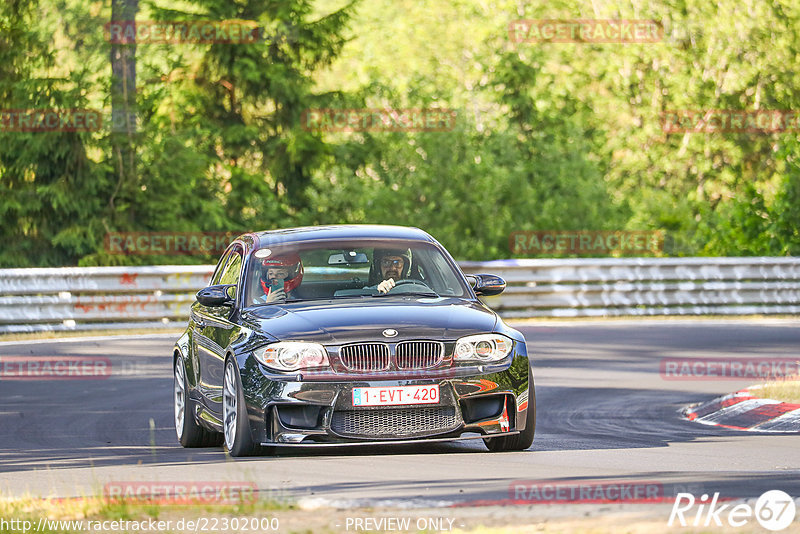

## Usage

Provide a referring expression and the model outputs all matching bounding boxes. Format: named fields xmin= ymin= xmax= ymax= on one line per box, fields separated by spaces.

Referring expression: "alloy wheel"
xmin=223 ymin=361 xmax=238 ymax=451
xmin=174 ymin=358 xmax=186 ymax=439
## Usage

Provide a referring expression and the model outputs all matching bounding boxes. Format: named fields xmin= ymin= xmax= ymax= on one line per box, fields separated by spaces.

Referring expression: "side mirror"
xmin=468 ymin=274 xmax=506 ymax=296
xmin=196 ymin=284 xmax=236 ymax=307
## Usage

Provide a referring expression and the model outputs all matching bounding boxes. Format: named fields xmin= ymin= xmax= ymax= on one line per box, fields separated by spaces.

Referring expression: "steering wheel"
xmin=387 ymin=278 xmax=433 ymax=292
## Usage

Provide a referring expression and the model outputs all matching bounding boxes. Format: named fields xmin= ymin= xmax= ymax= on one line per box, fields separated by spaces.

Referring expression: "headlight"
xmin=453 ymin=334 xmax=513 ymax=363
xmin=253 ymin=342 xmax=329 ymax=372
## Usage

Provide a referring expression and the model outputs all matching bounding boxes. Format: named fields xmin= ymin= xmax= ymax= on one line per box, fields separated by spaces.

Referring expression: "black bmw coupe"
xmin=173 ymin=225 xmax=534 ymax=456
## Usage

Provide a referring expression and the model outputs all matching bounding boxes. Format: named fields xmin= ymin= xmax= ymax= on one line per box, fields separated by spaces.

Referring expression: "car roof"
xmin=245 ymin=225 xmax=437 ymax=248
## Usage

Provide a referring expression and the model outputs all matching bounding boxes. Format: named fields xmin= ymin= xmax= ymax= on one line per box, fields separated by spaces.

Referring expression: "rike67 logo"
xmin=669 ymin=490 xmax=796 ymax=531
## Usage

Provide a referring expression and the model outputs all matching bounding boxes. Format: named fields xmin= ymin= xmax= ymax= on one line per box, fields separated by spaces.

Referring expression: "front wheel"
xmin=484 ymin=364 xmax=536 ymax=452
xmin=223 ymin=358 xmax=260 ymax=457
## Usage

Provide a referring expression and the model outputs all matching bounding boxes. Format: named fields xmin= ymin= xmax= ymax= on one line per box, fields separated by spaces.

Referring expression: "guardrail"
xmin=0 ymin=258 xmax=798 ymax=333
xmin=0 ymin=266 xmax=214 ymax=333
xmin=462 ymin=257 xmax=800 ymax=318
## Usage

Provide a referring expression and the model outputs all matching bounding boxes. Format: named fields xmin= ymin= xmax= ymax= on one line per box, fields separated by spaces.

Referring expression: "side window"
xmin=219 ymin=251 xmax=243 ymax=287
xmin=210 ymin=250 xmax=233 ymax=285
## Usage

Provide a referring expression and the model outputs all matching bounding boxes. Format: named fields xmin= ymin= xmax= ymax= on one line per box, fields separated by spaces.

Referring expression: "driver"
xmin=367 ymin=248 xmax=412 ymax=294
xmin=257 ymin=253 xmax=303 ymax=304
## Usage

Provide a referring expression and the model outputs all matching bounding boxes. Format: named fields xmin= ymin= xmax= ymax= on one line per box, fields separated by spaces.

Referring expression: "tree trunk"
xmin=109 ymin=0 xmax=138 ymax=218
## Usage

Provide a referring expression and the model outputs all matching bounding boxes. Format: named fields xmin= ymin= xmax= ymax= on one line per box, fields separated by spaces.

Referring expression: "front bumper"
xmin=259 ymin=433 xmax=520 ymax=448
xmin=239 ymin=351 xmax=532 ymax=446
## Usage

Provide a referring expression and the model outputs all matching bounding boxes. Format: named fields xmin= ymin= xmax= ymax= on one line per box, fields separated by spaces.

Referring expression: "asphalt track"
xmin=1 ymin=319 xmax=799 ymax=511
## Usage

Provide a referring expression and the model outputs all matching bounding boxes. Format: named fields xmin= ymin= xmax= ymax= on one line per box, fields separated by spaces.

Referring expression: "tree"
xmin=0 ymin=0 xmax=108 ymax=266
xmin=109 ymin=0 xmax=139 ymax=223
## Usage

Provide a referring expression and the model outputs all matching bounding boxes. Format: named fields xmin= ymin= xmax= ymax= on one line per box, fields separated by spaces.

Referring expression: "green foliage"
xmin=0 ymin=0 xmax=110 ymax=267
xmin=1 ymin=0 xmax=799 ymax=266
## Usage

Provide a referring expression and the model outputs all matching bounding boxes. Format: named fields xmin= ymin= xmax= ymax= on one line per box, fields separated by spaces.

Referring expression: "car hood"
xmin=241 ymin=297 xmax=497 ymax=344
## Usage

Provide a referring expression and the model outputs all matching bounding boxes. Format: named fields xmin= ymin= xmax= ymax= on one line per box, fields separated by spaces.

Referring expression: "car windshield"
xmin=244 ymin=239 xmax=470 ymax=305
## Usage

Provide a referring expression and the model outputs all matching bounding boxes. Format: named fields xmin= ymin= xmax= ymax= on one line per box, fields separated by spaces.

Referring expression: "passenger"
xmin=257 ymin=253 xmax=303 ymax=303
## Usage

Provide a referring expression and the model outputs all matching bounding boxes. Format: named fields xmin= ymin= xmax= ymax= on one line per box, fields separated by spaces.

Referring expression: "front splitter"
xmin=261 ymin=431 xmax=519 ymax=448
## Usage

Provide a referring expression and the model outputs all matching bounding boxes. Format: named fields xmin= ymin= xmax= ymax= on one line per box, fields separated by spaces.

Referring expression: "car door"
xmin=193 ymin=245 xmax=244 ymax=416
xmin=188 ymin=249 xmax=230 ymax=401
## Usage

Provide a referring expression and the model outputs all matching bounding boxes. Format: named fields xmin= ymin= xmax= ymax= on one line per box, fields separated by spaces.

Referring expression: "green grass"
xmin=0 ymin=494 xmax=295 ymax=534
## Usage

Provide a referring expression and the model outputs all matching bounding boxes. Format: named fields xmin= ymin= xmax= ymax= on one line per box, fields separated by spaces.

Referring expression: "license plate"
xmin=352 ymin=385 xmax=439 ymax=407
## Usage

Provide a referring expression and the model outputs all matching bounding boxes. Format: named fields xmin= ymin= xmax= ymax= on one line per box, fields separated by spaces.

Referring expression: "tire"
xmin=223 ymin=358 xmax=260 ymax=457
xmin=484 ymin=364 xmax=536 ymax=452
xmin=174 ymin=354 xmax=222 ymax=447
